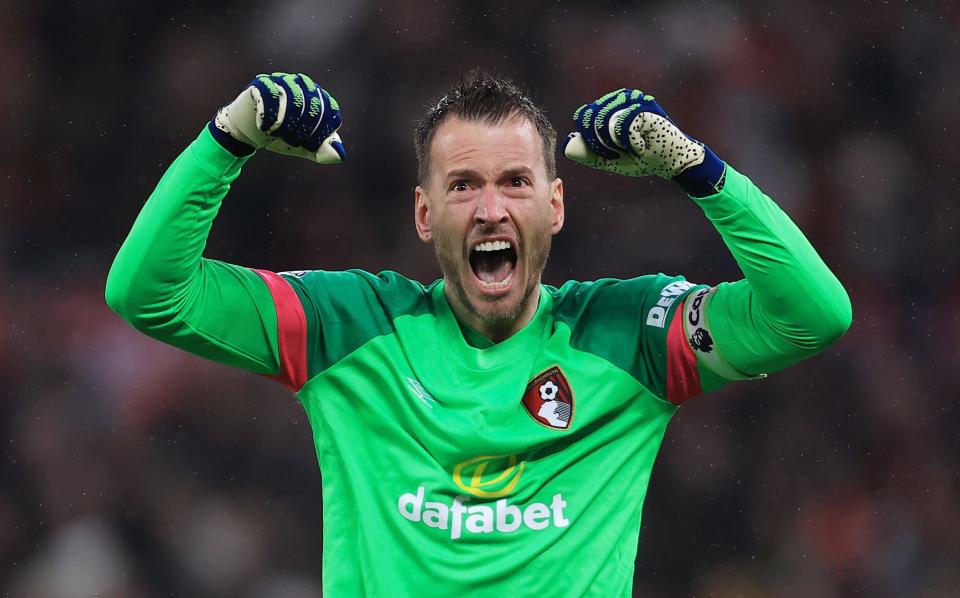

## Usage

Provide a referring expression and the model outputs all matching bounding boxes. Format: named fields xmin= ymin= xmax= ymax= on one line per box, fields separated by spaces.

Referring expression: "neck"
xmin=444 ymin=283 xmax=541 ymax=344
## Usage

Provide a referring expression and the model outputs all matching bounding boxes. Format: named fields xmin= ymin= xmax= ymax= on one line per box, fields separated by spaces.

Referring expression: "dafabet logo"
xmin=398 ymin=455 xmax=569 ymax=540
xmin=452 ymin=454 xmax=525 ymax=498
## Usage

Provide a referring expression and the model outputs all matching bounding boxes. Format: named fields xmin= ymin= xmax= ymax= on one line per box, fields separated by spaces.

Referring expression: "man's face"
xmin=415 ymin=114 xmax=564 ymax=336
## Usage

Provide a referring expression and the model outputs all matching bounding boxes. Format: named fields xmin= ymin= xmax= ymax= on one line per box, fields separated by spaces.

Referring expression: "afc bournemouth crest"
xmin=522 ymin=366 xmax=574 ymax=430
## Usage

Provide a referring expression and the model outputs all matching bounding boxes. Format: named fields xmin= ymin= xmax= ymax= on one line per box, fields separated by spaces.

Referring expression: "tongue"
xmin=475 ymin=253 xmax=515 ymax=284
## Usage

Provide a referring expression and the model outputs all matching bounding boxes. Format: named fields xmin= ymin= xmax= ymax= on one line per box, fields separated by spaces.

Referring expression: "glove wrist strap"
xmin=207 ymin=120 xmax=256 ymax=158
xmin=673 ymin=144 xmax=725 ymax=197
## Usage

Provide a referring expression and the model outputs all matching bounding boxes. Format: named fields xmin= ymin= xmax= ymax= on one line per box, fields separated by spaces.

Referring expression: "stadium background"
xmin=2 ymin=1 xmax=958 ymax=596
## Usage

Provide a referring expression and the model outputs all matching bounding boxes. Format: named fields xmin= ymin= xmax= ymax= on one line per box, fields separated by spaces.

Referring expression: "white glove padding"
xmin=563 ymin=89 xmax=703 ymax=178
xmin=214 ymin=72 xmax=346 ymax=164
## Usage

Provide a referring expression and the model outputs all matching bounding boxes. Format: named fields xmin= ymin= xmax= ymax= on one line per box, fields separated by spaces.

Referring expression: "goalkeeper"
xmin=106 ymin=71 xmax=851 ymax=596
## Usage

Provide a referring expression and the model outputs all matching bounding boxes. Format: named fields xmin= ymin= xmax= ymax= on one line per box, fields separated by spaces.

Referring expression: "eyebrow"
xmin=444 ymin=166 xmax=534 ymax=182
xmin=445 ymin=168 xmax=481 ymax=182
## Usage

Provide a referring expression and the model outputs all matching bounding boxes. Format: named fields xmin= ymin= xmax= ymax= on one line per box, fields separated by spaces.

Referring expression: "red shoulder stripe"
xmin=665 ymin=298 xmax=702 ymax=405
xmin=253 ymin=269 xmax=308 ymax=392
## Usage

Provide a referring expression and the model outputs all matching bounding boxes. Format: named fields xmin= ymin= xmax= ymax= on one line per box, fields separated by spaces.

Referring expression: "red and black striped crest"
xmin=521 ymin=366 xmax=574 ymax=430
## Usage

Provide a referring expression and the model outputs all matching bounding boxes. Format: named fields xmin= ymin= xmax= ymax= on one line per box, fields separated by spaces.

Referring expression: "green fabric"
xmin=693 ymin=165 xmax=853 ymax=375
xmin=551 ymin=275 xmax=707 ymax=399
xmin=298 ymin=280 xmax=677 ymax=597
xmin=457 ymin=317 xmax=497 ymax=349
xmin=280 ymin=269 xmax=433 ymax=378
xmin=105 ymin=127 xmax=281 ymax=374
xmin=105 ymin=128 xmax=851 ymax=597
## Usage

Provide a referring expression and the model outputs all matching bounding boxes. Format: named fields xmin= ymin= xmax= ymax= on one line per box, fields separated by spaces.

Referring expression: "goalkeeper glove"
xmin=210 ymin=72 xmax=346 ymax=164
xmin=563 ymin=89 xmax=725 ymax=197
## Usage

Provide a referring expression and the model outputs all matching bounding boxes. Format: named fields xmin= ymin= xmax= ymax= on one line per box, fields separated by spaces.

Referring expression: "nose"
xmin=474 ymin=186 xmax=509 ymax=226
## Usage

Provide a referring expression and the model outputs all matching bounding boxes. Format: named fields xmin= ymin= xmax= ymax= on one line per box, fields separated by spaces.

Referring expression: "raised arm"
xmin=683 ymin=164 xmax=851 ymax=376
xmin=563 ymin=88 xmax=850 ymax=383
xmin=105 ymin=72 xmax=346 ymax=379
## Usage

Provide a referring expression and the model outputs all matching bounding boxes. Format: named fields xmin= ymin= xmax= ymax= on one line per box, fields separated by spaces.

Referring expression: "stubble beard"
xmin=434 ymin=228 xmax=552 ymax=331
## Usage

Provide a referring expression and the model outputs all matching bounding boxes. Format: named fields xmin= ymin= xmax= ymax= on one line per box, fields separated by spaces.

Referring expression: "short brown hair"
xmin=414 ymin=70 xmax=557 ymax=184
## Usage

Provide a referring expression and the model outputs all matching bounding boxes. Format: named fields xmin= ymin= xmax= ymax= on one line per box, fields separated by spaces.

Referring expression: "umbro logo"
xmin=406 ymin=376 xmax=437 ymax=409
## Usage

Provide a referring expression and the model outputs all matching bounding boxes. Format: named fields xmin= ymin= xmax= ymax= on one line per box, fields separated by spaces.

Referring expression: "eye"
xmin=450 ymin=181 xmax=470 ymax=192
xmin=509 ymin=176 xmax=530 ymax=188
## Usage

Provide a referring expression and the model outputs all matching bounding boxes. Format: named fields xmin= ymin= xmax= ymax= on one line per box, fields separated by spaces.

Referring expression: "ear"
xmin=549 ymin=178 xmax=564 ymax=234
xmin=415 ymin=185 xmax=432 ymax=242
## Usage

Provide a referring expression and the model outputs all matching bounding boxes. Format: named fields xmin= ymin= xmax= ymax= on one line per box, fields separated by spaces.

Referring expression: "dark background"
xmin=2 ymin=1 xmax=958 ymax=596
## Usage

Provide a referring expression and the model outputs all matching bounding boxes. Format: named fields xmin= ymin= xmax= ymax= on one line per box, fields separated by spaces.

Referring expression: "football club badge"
xmin=522 ymin=366 xmax=574 ymax=430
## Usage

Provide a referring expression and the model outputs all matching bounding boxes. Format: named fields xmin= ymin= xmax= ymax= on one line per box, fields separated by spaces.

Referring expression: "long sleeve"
xmin=693 ymin=165 xmax=852 ymax=377
xmin=105 ymin=127 xmax=282 ymax=375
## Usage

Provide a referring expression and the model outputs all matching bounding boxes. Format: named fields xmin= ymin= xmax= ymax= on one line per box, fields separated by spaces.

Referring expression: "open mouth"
xmin=469 ymin=240 xmax=518 ymax=290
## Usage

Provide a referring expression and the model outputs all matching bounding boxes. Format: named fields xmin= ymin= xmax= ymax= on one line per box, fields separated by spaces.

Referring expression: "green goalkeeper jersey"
xmin=106 ymin=128 xmax=851 ymax=596
xmin=260 ymin=268 xmax=707 ymax=596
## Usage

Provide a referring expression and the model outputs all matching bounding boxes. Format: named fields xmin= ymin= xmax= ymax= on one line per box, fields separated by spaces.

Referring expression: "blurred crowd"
xmin=2 ymin=0 xmax=958 ymax=596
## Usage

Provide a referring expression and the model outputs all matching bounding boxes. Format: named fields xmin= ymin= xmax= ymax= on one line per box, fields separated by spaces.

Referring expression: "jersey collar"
xmin=432 ymin=281 xmax=554 ymax=369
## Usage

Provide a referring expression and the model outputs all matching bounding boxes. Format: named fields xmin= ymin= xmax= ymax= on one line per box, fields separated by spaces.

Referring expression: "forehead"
xmin=429 ymin=115 xmax=545 ymax=178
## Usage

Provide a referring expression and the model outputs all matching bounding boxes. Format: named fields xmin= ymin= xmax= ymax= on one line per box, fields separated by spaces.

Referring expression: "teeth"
xmin=473 ymin=240 xmax=512 ymax=252
xmin=477 ymin=271 xmax=514 ymax=290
